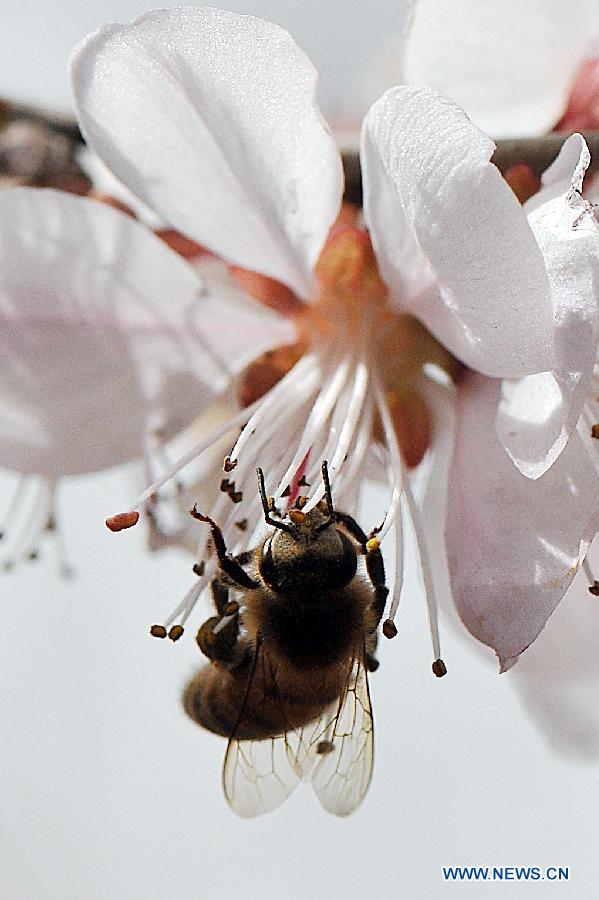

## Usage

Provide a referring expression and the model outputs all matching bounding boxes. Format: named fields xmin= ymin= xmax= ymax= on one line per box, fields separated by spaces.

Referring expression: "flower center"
xmin=239 ymin=225 xmax=461 ymax=467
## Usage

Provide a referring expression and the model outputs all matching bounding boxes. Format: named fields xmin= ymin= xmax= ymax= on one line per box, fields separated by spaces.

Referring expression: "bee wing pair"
xmin=222 ymin=646 xmax=374 ymax=817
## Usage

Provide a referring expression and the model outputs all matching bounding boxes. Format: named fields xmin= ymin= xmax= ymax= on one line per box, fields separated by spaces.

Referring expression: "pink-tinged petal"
xmin=361 ymin=86 xmax=554 ymax=378
xmin=557 ymin=58 xmax=599 ymax=132
xmin=0 ymin=188 xmax=294 ymax=478
xmin=509 ymin=562 xmax=599 ymax=759
xmin=402 ymin=0 xmax=597 ymax=137
xmin=71 ymin=7 xmax=343 ymax=300
xmin=497 ymin=135 xmax=599 ymax=478
xmin=447 ymin=372 xmax=599 ymax=670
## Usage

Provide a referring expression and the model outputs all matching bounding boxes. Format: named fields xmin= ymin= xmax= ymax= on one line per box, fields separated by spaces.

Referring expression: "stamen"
xmin=329 ymin=397 xmax=374 ymax=501
xmin=126 ymin=396 xmax=266 ymax=515
xmin=274 ymin=355 xmax=350 ymax=503
xmin=212 ymin=611 xmax=238 ymax=635
xmin=372 ymin=382 xmax=404 ymax=633
xmin=163 ymin=577 xmax=208 ymax=630
xmin=0 ymin=475 xmax=27 ymax=540
xmin=303 ymin=359 xmax=369 ymax=512
xmin=382 ymin=620 xmax=398 ymax=639
xmin=16 ymin=480 xmax=51 ymax=562
xmin=44 ymin=484 xmax=73 ymax=579
xmin=583 ymin=556 xmax=599 ymax=595
xmin=229 ymin=353 xmax=320 ymax=464
xmin=106 ymin=511 xmax=140 ymax=532
xmin=432 ymin=659 xmax=447 ymax=678
xmin=374 ymin=377 xmax=445 ymax=671
xmin=150 ymin=625 xmax=167 ymax=639
xmin=401 ymin=470 xmax=445 ymax=672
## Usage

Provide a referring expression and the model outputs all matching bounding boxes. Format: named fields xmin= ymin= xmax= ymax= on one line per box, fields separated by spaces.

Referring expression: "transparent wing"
xmin=222 ymin=644 xmax=315 ymax=818
xmin=223 ymin=732 xmax=305 ymax=817
xmin=310 ymin=654 xmax=374 ymax=816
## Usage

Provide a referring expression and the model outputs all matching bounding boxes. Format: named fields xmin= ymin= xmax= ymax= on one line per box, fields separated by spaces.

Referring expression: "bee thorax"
xmin=256 ymin=583 xmax=368 ymax=669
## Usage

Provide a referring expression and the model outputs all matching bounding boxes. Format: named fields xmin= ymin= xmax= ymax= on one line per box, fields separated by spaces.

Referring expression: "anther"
xmin=589 ymin=581 xmax=599 ymax=596
xmin=289 ymin=509 xmax=306 ymax=524
xmin=591 ymin=424 xmax=599 ymax=439
xmin=223 ymin=456 xmax=237 ymax=472
xmin=432 ymin=658 xmax=447 ymax=678
xmin=168 ymin=625 xmax=185 ymax=642
xmin=192 ymin=561 xmax=205 ymax=577
xmin=150 ymin=624 xmax=167 ymax=639
xmin=295 ymin=496 xmax=308 ymax=509
xmin=366 ymin=537 xmax=380 ymax=553
xmin=106 ymin=511 xmax=140 ymax=532
xmin=382 ymin=619 xmax=397 ymax=639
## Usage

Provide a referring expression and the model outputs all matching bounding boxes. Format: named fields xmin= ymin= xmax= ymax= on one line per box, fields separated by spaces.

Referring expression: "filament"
xmin=130 ymin=396 xmax=265 ymax=512
xmin=274 ymin=353 xmax=350 ymax=503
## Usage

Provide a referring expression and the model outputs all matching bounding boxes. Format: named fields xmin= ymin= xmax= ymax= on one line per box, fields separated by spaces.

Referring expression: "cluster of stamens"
xmin=0 ymin=475 xmax=72 ymax=576
xmin=106 ymin=225 xmax=458 ymax=677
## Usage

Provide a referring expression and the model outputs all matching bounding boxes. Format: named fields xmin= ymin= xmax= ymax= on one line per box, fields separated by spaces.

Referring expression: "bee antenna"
xmin=256 ymin=468 xmax=296 ymax=535
xmin=321 ymin=461 xmax=335 ymax=517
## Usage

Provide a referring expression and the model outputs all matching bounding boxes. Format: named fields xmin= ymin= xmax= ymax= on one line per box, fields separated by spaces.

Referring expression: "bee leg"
xmin=234 ymin=550 xmax=253 ymax=567
xmin=333 ymin=512 xmax=389 ymax=632
xmin=196 ymin=608 xmax=242 ymax=666
xmin=211 ymin=578 xmax=230 ymax=615
xmin=365 ymin=631 xmax=380 ymax=672
xmin=190 ymin=508 xmax=258 ymax=589
xmin=333 ymin=511 xmax=369 ymax=546
xmin=364 ymin=539 xmax=389 ymax=632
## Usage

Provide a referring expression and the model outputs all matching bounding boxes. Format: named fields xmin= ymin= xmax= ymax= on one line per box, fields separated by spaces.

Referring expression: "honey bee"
xmin=183 ymin=462 xmax=388 ymax=817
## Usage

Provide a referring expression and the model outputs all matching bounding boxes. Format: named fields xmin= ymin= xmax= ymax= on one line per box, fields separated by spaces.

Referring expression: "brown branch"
xmin=3 ymin=99 xmax=599 ymax=205
xmin=342 ymin=132 xmax=599 ymax=206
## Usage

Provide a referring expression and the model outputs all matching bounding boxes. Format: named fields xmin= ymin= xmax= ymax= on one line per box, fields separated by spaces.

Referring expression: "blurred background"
xmin=3 ymin=2 xmax=599 ymax=898
xmin=1 ymin=0 xmax=413 ymax=122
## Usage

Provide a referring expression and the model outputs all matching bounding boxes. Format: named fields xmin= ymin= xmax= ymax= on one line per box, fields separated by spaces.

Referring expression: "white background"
xmin=1 ymin=467 xmax=598 ymax=900
xmin=3 ymin=2 xmax=599 ymax=899
xmin=1 ymin=0 xmax=412 ymax=121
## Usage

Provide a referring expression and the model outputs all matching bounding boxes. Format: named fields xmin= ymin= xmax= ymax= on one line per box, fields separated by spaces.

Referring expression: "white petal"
xmin=361 ymin=86 xmax=555 ymax=378
xmin=509 ymin=563 xmax=599 ymax=760
xmin=0 ymin=188 xmax=294 ymax=478
xmin=497 ymin=135 xmax=599 ymax=477
xmin=403 ymin=0 xmax=597 ymax=137
xmin=71 ymin=7 xmax=343 ymax=300
xmin=76 ymin=146 xmax=164 ymax=229
xmin=447 ymin=373 xmax=599 ymax=669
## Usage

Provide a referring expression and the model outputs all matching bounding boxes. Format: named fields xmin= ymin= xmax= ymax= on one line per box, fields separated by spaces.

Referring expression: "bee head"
xmin=259 ymin=506 xmax=358 ymax=593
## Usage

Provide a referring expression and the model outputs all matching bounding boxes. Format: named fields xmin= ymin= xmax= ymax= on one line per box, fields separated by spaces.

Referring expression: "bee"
xmin=182 ymin=462 xmax=389 ymax=817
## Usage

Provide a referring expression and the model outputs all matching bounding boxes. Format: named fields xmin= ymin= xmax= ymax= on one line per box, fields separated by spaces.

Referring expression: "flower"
xmin=61 ymin=7 xmax=599 ymax=669
xmin=375 ymin=0 xmax=599 ymax=137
